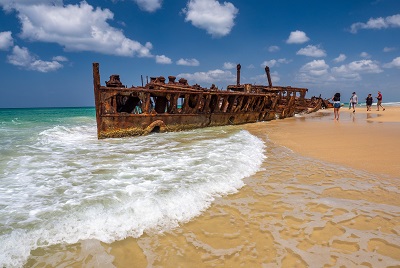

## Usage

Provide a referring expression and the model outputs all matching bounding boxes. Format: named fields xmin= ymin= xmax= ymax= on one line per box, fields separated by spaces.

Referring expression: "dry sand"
xmin=254 ymin=105 xmax=400 ymax=178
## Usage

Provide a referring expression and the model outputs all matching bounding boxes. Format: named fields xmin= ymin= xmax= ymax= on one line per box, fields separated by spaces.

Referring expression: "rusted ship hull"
xmin=93 ymin=63 xmax=318 ymax=139
xmin=97 ymin=111 xmax=275 ymax=139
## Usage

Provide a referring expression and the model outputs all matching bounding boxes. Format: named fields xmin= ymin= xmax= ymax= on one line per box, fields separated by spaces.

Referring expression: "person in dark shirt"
xmin=331 ymin=92 xmax=341 ymax=120
xmin=366 ymin=94 xmax=373 ymax=111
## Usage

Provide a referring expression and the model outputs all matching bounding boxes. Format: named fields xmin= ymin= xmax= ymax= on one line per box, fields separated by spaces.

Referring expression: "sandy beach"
xmin=253 ymin=105 xmax=400 ymax=178
xmin=106 ymin=105 xmax=400 ymax=267
xmin=26 ymin=105 xmax=400 ymax=267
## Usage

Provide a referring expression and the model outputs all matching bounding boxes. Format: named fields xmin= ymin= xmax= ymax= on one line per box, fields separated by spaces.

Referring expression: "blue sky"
xmin=0 ymin=0 xmax=399 ymax=108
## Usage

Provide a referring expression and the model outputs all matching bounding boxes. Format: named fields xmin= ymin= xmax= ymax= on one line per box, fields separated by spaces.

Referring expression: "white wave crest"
xmin=0 ymin=128 xmax=265 ymax=267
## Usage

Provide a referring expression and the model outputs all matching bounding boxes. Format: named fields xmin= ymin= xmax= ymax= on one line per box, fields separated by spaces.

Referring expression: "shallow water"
xmin=24 ymin=140 xmax=400 ymax=267
xmin=116 ymin=141 xmax=399 ymax=268
xmin=1 ymin=108 xmax=399 ymax=267
xmin=0 ymin=108 xmax=264 ymax=267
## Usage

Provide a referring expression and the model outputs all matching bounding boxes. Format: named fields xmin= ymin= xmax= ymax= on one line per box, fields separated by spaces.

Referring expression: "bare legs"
xmin=334 ymin=107 xmax=340 ymax=120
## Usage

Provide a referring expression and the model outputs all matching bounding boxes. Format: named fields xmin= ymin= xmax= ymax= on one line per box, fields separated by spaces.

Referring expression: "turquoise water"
xmin=339 ymin=101 xmax=399 ymax=107
xmin=0 ymin=107 xmax=265 ymax=267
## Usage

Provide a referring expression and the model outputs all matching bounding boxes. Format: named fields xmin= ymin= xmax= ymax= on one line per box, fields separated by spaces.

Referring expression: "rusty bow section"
xmin=93 ymin=63 xmax=322 ymax=139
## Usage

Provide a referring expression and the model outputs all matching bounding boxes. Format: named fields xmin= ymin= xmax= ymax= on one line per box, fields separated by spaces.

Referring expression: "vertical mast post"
xmin=265 ymin=66 xmax=273 ymax=88
xmin=92 ymin=63 xmax=101 ymax=139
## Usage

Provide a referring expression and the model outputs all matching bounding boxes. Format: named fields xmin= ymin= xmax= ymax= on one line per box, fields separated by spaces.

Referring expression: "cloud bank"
xmin=3 ymin=1 xmax=153 ymax=57
xmin=298 ymin=59 xmax=383 ymax=83
xmin=350 ymin=14 xmax=400 ymax=33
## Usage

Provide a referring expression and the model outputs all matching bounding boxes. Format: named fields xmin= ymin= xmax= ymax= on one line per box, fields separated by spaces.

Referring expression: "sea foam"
xmin=0 ymin=122 xmax=265 ymax=267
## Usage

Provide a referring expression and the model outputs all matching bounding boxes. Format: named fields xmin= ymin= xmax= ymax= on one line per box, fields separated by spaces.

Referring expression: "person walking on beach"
xmin=332 ymin=92 xmax=341 ymax=120
xmin=350 ymin=92 xmax=358 ymax=113
xmin=366 ymin=94 xmax=373 ymax=111
xmin=376 ymin=91 xmax=385 ymax=111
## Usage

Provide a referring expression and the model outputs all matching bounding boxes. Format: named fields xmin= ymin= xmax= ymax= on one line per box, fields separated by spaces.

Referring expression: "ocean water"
xmin=0 ymin=107 xmax=265 ymax=267
xmin=1 ymin=107 xmax=400 ymax=267
xmin=341 ymin=102 xmax=400 ymax=108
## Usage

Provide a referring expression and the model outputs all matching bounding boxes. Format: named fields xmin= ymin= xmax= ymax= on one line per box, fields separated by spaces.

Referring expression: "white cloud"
xmin=52 ymin=55 xmax=68 ymax=61
xmin=0 ymin=0 xmax=63 ymax=12
xmin=286 ymin=30 xmax=309 ymax=44
xmin=223 ymin=62 xmax=236 ymax=69
xmin=347 ymin=60 xmax=382 ymax=73
xmin=178 ymin=69 xmax=236 ymax=85
xmin=333 ymin=54 xmax=346 ymax=63
xmin=268 ymin=45 xmax=280 ymax=52
xmin=298 ymin=58 xmax=383 ymax=84
xmin=0 ymin=31 xmax=13 ymax=50
xmin=9 ymin=1 xmax=152 ymax=57
xmin=330 ymin=65 xmax=361 ymax=80
xmin=297 ymin=60 xmax=336 ymax=83
xmin=270 ymin=71 xmax=280 ymax=84
xmin=360 ymin=52 xmax=370 ymax=58
xmin=0 ymin=0 xmax=62 ymax=4
xmin=350 ymin=14 xmax=400 ymax=33
xmin=300 ymin=60 xmax=329 ymax=76
xmin=331 ymin=59 xmax=383 ymax=80
xmin=182 ymin=0 xmax=238 ymax=38
xmin=277 ymin=58 xmax=291 ymax=64
xmin=261 ymin=58 xmax=291 ymax=68
xmin=176 ymin=58 xmax=200 ymax=66
xmin=296 ymin=45 xmax=326 ymax=57
xmin=383 ymin=47 xmax=396 ymax=52
xmin=7 ymin=45 xmax=63 ymax=72
xmin=262 ymin=59 xmax=277 ymax=67
xmin=133 ymin=0 xmax=162 ymax=12
xmin=383 ymin=57 xmax=400 ymax=68
xmin=251 ymin=71 xmax=280 ymax=85
xmin=155 ymin=55 xmax=172 ymax=64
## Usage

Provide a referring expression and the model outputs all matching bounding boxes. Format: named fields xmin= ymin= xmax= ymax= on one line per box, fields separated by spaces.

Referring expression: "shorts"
xmin=333 ymin=102 xmax=341 ymax=108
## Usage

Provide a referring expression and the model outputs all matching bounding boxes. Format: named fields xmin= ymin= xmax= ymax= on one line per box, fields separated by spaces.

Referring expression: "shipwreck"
xmin=93 ymin=63 xmax=323 ymax=139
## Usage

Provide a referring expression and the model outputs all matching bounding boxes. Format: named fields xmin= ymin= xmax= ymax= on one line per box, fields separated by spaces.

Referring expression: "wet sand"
xmin=27 ymin=105 xmax=400 ymax=267
xmin=257 ymin=105 xmax=400 ymax=179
